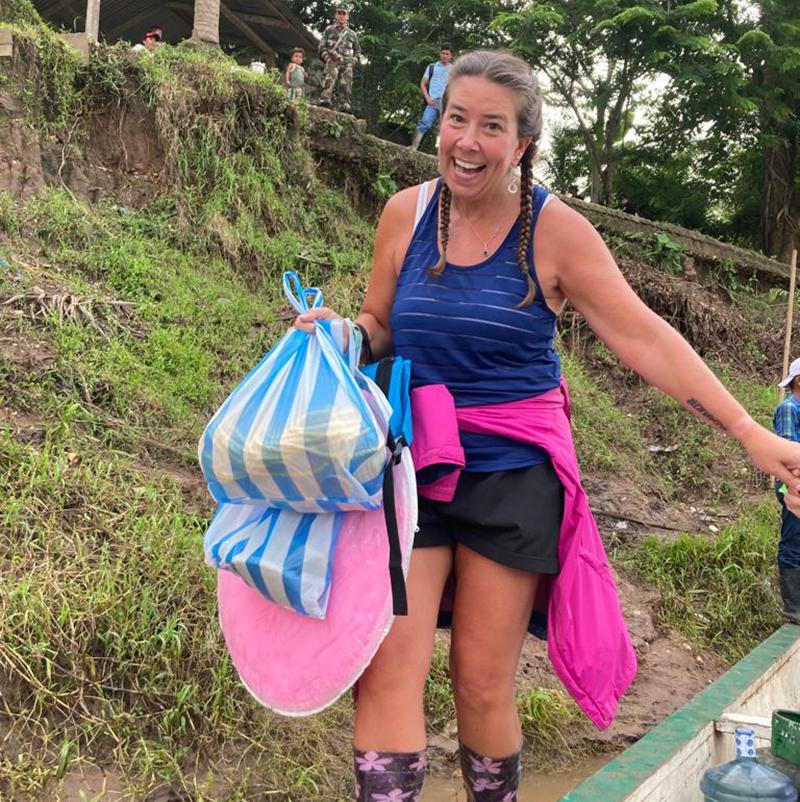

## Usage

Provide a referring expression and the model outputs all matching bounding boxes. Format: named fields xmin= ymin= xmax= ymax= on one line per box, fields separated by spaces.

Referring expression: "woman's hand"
xmin=292 ymin=306 xmax=342 ymax=334
xmin=736 ymin=420 xmax=800 ymax=497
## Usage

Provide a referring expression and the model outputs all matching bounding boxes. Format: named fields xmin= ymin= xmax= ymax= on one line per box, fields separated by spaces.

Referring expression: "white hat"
xmin=779 ymin=357 xmax=800 ymax=387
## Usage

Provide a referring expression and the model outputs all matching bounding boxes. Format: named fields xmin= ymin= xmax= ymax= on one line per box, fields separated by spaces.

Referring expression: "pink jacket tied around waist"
xmin=409 ymin=380 xmax=637 ymax=730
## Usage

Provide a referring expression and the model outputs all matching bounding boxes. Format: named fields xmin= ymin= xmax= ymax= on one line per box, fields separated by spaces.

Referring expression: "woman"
xmin=296 ymin=50 xmax=800 ymax=801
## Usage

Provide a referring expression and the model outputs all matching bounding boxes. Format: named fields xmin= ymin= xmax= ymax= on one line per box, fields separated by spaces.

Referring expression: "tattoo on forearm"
xmin=686 ymin=398 xmax=725 ymax=430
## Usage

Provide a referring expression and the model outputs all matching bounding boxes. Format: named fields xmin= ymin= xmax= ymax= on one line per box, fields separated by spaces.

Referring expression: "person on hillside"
xmin=619 ymin=194 xmax=638 ymax=216
xmin=774 ymin=358 xmax=800 ymax=623
xmin=132 ymin=27 xmax=162 ymax=55
xmin=294 ymin=50 xmax=800 ymax=801
xmin=318 ymin=5 xmax=361 ymax=113
xmin=410 ymin=43 xmax=454 ymax=151
xmin=285 ymin=48 xmax=306 ymax=102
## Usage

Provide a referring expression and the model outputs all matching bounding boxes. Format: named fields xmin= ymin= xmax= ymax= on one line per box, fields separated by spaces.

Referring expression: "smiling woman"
xmin=291 ymin=48 xmax=800 ymax=802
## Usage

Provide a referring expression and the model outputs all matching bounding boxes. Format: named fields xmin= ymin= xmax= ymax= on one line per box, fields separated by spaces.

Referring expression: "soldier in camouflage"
xmin=318 ymin=5 xmax=361 ymax=113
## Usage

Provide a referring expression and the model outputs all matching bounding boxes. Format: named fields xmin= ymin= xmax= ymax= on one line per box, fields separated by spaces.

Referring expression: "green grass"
xmin=0 ymin=188 xmax=18 ymax=236
xmin=0 ymin=422 xmax=360 ymax=800
xmin=561 ymin=351 xmax=650 ymax=476
xmin=0 ymin=19 xmax=792 ymax=799
xmin=617 ymin=502 xmax=783 ymax=664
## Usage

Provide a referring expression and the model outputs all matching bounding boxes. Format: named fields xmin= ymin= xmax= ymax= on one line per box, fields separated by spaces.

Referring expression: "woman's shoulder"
xmin=380 ymin=180 xmax=437 ymax=224
xmin=534 ymin=190 xmax=614 ymax=280
xmin=534 ymin=191 xmax=596 ymax=240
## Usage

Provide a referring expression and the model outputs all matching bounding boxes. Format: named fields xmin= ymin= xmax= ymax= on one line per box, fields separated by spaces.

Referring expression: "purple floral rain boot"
xmin=353 ymin=748 xmax=426 ymax=802
xmin=459 ymin=741 xmax=522 ymax=802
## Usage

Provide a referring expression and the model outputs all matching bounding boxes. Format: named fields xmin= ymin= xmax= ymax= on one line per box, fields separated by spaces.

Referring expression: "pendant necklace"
xmin=462 ymin=216 xmax=503 ymax=256
xmin=455 ymin=193 xmax=512 ymax=257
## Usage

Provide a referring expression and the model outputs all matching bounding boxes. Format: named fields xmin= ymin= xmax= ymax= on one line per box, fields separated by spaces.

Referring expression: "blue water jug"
xmin=700 ymin=727 xmax=798 ymax=801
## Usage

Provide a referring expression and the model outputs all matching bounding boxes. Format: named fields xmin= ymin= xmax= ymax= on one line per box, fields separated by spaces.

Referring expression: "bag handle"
xmin=283 ymin=271 xmax=323 ymax=314
xmin=283 ymin=272 xmax=359 ymax=371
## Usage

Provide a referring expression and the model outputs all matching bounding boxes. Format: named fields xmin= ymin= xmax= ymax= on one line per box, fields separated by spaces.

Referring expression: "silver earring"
xmin=508 ymin=168 xmax=519 ymax=194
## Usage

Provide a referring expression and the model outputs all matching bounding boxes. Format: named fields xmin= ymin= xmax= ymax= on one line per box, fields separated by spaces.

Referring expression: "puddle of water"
xmin=421 ymin=755 xmax=612 ymax=802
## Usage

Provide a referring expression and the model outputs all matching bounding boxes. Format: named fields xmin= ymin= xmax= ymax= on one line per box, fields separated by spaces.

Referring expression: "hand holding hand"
xmin=786 ymin=488 xmax=800 ymax=516
xmin=737 ymin=419 xmax=800 ymax=495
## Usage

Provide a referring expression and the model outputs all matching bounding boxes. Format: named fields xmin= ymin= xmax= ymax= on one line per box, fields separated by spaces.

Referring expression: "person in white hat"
xmin=773 ymin=357 xmax=800 ymax=623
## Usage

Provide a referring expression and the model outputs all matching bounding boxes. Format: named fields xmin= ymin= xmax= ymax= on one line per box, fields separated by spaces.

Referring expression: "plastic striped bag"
xmin=198 ymin=272 xmax=391 ymax=512
xmin=204 ymin=502 xmax=345 ymax=619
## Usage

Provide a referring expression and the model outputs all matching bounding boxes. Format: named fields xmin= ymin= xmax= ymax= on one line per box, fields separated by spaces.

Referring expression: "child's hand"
xmin=292 ymin=307 xmax=342 ymax=334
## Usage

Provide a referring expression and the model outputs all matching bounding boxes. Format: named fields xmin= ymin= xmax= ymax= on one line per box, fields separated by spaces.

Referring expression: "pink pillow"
xmin=217 ymin=451 xmax=417 ymax=715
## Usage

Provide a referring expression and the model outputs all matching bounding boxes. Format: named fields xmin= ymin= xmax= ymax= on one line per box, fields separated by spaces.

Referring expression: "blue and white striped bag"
xmin=204 ymin=501 xmax=345 ymax=619
xmin=198 ymin=272 xmax=391 ymax=512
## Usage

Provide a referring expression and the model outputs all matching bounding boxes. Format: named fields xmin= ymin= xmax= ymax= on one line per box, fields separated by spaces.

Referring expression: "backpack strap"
xmin=426 ymin=62 xmax=435 ymax=82
xmin=413 ymin=181 xmax=430 ymax=232
xmin=374 ymin=358 xmax=408 ymax=617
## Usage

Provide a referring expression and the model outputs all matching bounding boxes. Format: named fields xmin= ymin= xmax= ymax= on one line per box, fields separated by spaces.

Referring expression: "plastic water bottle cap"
xmin=735 ymin=726 xmax=757 ymax=757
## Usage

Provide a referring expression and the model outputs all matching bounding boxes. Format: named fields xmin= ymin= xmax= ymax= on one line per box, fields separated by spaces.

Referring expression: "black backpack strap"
xmin=374 ymin=358 xmax=408 ymax=617
xmin=381 ymin=437 xmax=408 ymax=616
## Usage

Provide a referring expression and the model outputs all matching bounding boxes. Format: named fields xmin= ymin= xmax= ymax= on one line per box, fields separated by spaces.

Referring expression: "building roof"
xmin=32 ymin=0 xmax=317 ymax=56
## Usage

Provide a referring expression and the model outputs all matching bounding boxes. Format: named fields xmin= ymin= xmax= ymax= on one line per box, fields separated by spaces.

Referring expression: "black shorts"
xmin=414 ymin=462 xmax=563 ymax=574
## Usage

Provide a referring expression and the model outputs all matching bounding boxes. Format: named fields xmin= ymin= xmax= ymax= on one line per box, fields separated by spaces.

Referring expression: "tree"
xmin=543 ymin=124 xmax=591 ymax=196
xmin=641 ymin=0 xmax=799 ymax=258
xmin=493 ymin=0 xmax=723 ymax=205
xmin=289 ymin=0 xmax=511 ymax=136
xmin=192 ymin=0 xmax=220 ymax=47
xmin=738 ymin=2 xmax=800 ymax=261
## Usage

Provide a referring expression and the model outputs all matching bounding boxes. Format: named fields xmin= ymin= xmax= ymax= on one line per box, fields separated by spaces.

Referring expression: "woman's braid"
xmin=516 ymin=145 xmax=536 ymax=307
xmin=428 ymin=182 xmax=452 ymax=277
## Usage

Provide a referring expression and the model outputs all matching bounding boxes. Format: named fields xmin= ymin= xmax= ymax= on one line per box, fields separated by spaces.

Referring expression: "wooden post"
xmin=0 ymin=28 xmax=13 ymax=59
xmin=85 ymin=0 xmax=100 ymax=44
xmin=780 ymin=248 xmax=798 ymax=401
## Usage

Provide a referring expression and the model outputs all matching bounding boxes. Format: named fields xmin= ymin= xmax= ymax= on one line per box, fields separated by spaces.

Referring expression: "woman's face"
xmin=438 ymin=75 xmax=531 ymax=203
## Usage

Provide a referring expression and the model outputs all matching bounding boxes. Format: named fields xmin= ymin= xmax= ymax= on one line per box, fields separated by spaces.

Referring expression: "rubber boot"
xmin=459 ymin=742 xmax=521 ymax=801
xmin=353 ymin=748 xmax=426 ymax=802
xmin=779 ymin=567 xmax=800 ymax=624
xmin=410 ymin=130 xmax=423 ymax=151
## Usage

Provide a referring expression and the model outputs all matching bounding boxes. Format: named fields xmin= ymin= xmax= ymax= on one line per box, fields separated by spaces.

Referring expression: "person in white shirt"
xmin=410 ymin=43 xmax=453 ymax=151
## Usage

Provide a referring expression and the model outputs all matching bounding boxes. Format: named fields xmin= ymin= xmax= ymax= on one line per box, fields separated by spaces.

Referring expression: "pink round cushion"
xmin=217 ymin=451 xmax=417 ymax=716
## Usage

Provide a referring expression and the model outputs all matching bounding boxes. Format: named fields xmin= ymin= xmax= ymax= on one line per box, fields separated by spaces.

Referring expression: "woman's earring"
xmin=508 ymin=167 xmax=520 ymax=194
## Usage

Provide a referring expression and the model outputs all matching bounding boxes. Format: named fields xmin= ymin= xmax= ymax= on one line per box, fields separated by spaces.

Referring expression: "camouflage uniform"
xmin=318 ymin=22 xmax=361 ymax=111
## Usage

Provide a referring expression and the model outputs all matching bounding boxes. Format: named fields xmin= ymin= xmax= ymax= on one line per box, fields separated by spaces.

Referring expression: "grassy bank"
xmin=0 ymin=18 xmax=791 ymax=800
xmin=617 ymin=503 xmax=784 ymax=665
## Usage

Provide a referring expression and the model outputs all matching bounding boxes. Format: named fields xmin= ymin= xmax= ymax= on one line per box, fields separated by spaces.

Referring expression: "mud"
xmin=421 ymin=755 xmax=613 ymax=801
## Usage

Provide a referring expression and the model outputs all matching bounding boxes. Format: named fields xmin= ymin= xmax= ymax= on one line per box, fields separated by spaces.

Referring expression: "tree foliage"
xmin=491 ymin=0 xmax=727 ymax=205
xmin=286 ymin=0 xmax=798 ymax=255
xmin=289 ymin=0 xmax=511 ymax=137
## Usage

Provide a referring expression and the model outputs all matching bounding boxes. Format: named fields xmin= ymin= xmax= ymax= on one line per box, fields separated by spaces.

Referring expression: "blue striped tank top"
xmin=391 ymin=181 xmax=561 ymax=471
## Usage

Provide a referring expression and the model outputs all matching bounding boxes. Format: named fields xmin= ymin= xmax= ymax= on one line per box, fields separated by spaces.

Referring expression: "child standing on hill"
xmin=285 ymin=48 xmax=306 ymax=102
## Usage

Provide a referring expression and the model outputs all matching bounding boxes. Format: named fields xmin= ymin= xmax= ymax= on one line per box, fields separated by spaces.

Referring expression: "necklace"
xmin=460 ymin=215 xmax=504 ymax=257
xmin=452 ymin=193 xmax=514 ymax=257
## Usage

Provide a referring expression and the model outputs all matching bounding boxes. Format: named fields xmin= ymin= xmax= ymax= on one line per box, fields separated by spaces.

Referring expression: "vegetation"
xmin=617 ymin=503 xmax=784 ymax=665
xmin=287 ymin=0 xmax=798 ymax=257
xmin=0 ymin=13 xmax=794 ymax=800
